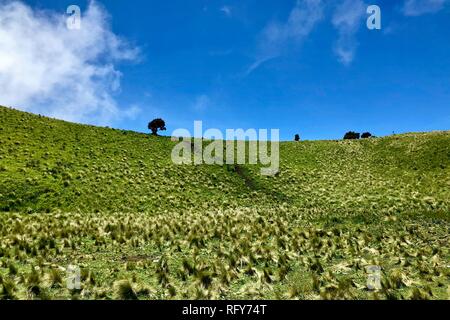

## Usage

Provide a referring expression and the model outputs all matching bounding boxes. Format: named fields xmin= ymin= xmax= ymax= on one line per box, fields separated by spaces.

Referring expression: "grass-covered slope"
xmin=0 ymin=105 xmax=449 ymax=300
xmin=1 ymin=105 xmax=449 ymax=214
xmin=0 ymin=107 xmax=264 ymax=213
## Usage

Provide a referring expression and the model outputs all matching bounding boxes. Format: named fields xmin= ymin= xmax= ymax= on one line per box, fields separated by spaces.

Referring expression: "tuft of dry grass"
xmin=114 ymin=280 xmax=138 ymax=300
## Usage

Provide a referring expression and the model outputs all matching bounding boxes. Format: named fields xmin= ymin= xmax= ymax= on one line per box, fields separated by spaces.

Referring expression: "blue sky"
xmin=3 ymin=0 xmax=450 ymax=140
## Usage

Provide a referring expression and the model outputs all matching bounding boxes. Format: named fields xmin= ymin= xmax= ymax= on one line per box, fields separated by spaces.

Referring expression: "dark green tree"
xmin=294 ymin=134 xmax=300 ymax=142
xmin=148 ymin=119 xmax=166 ymax=136
xmin=343 ymin=131 xmax=360 ymax=140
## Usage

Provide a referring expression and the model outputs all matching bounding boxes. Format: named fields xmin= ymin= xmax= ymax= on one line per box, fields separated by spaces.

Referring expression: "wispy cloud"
xmin=192 ymin=94 xmax=211 ymax=112
xmin=245 ymin=56 xmax=277 ymax=76
xmin=0 ymin=0 xmax=140 ymax=125
xmin=220 ymin=5 xmax=232 ymax=17
xmin=331 ymin=0 xmax=366 ymax=65
xmin=402 ymin=0 xmax=447 ymax=16
xmin=208 ymin=49 xmax=233 ymax=56
xmin=246 ymin=0 xmax=324 ymax=75
xmin=123 ymin=105 xmax=142 ymax=120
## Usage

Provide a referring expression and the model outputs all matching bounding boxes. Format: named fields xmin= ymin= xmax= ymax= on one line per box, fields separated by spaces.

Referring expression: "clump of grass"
xmin=80 ymin=268 xmax=96 ymax=286
xmin=27 ymin=267 xmax=43 ymax=299
xmin=312 ymin=274 xmax=321 ymax=293
xmin=49 ymin=268 xmax=63 ymax=288
xmin=135 ymin=285 xmax=152 ymax=298
xmin=1 ymin=278 xmax=17 ymax=300
xmin=167 ymin=284 xmax=177 ymax=298
xmin=114 ymin=280 xmax=138 ymax=300
xmin=385 ymin=269 xmax=406 ymax=289
xmin=8 ymin=262 xmax=18 ymax=276
xmin=125 ymin=262 xmax=136 ymax=271
xmin=196 ymin=271 xmax=213 ymax=289
xmin=410 ymin=287 xmax=432 ymax=300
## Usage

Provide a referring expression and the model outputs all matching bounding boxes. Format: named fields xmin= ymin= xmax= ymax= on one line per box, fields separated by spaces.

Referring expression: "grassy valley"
xmin=0 ymin=105 xmax=449 ymax=300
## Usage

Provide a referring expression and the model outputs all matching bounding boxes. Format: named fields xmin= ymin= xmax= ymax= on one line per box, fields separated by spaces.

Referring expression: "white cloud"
xmin=0 ymin=0 xmax=140 ymax=125
xmin=403 ymin=0 xmax=447 ymax=16
xmin=246 ymin=0 xmax=324 ymax=75
xmin=123 ymin=104 xmax=142 ymax=120
xmin=332 ymin=0 xmax=366 ymax=65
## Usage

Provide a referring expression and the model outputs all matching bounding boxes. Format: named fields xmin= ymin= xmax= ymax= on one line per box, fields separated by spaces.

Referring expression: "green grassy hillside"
xmin=0 ymin=105 xmax=449 ymax=300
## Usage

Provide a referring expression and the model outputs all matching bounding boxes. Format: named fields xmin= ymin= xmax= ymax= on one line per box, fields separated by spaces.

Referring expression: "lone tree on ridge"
xmin=148 ymin=118 xmax=166 ymax=136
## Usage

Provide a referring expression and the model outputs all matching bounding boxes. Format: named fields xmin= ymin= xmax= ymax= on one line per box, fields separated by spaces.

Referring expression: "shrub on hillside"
xmin=343 ymin=131 xmax=360 ymax=140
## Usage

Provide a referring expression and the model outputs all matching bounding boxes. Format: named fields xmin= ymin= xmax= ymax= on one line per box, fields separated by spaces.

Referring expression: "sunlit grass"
xmin=0 ymin=106 xmax=449 ymax=300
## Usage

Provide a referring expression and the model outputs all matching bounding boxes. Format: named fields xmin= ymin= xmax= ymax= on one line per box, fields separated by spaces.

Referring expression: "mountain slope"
xmin=1 ymin=105 xmax=449 ymax=215
xmin=0 ymin=105 xmax=449 ymax=300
